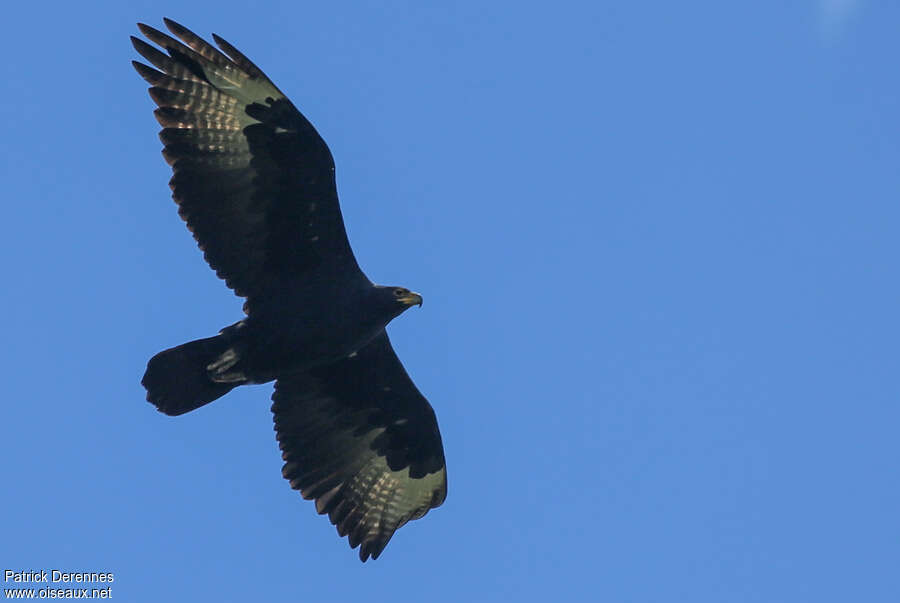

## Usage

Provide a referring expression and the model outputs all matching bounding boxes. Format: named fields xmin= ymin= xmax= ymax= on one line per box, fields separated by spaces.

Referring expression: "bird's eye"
xmin=393 ymin=289 xmax=405 ymax=297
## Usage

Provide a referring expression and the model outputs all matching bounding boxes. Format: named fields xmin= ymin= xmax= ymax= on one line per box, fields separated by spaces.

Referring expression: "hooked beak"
xmin=398 ymin=292 xmax=423 ymax=307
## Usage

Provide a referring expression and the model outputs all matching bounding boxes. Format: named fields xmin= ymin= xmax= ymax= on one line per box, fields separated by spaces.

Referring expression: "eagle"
xmin=132 ymin=18 xmax=447 ymax=562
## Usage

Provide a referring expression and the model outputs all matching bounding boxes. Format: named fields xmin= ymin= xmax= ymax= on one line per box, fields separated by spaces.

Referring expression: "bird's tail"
xmin=142 ymin=334 xmax=244 ymax=416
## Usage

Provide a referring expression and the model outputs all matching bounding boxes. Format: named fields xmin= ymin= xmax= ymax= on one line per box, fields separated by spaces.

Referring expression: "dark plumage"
xmin=133 ymin=19 xmax=446 ymax=561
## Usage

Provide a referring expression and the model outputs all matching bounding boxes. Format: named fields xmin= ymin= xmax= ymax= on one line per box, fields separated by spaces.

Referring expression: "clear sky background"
xmin=2 ymin=1 xmax=898 ymax=601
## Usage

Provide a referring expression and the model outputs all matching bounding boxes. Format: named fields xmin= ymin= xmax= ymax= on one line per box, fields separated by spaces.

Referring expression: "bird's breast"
xmin=241 ymin=294 xmax=385 ymax=380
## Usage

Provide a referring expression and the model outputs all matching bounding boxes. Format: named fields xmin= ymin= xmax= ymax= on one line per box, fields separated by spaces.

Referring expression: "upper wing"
xmin=271 ymin=332 xmax=447 ymax=561
xmin=132 ymin=19 xmax=362 ymax=300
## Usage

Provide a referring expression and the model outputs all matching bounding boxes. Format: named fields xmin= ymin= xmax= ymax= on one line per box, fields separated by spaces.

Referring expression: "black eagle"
xmin=133 ymin=19 xmax=447 ymax=562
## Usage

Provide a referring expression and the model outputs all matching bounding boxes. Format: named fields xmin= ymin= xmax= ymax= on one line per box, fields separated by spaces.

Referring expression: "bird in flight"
xmin=132 ymin=18 xmax=447 ymax=562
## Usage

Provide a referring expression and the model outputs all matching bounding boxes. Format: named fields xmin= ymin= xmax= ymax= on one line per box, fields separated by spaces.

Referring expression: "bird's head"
xmin=373 ymin=285 xmax=423 ymax=319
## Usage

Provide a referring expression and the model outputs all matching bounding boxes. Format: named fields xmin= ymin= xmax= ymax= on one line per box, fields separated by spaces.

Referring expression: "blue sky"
xmin=2 ymin=1 xmax=898 ymax=601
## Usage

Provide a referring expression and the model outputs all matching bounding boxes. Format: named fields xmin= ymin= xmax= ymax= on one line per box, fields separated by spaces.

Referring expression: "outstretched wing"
xmin=132 ymin=19 xmax=363 ymax=300
xmin=272 ymin=332 xmax=447 ymax=561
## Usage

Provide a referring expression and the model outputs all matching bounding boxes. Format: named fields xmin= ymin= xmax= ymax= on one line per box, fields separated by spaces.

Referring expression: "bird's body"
xmin=133 ymin=18 xmax=446 ymax=562
xmin=242 ymin=283 xmax=408 ymax=379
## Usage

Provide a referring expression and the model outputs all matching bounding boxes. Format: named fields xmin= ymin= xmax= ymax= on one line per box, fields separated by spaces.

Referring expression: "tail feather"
xmin=142 ymin=335 xmax=242 ymax=416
